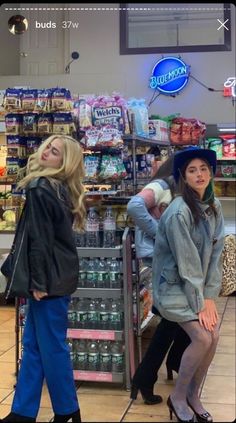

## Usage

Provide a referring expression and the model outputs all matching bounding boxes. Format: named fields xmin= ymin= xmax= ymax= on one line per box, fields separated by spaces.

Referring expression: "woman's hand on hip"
xmin=198 ymin=299 xmax=219 ymax=332
xmin=33 ymin=290 xmax=48 ymax=301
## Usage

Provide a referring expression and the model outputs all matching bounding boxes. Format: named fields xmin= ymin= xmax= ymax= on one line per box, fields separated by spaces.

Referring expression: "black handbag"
xmin=1 ymin=244 xmax=16 ymax=279
xmin=1 ymin=205 xmax=31 ymax=299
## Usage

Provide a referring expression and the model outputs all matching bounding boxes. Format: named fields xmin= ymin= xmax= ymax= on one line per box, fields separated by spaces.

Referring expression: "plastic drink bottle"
xmin=86 ymin=207 xmax=100 ymax=247
xmin=75 ymin=297 xmax=88 ymax=329
xmin=98 ymin=298 xmax=110 ymax=330
xmin=109 ymin=299 xmax=123 ymax=331
xmin=78 ymin=257 xmax=88 ymax=288
xmin=86 ymin=258 xmax=98 ymax=288
xmin=111 ymin=341 xmax=124 ymax=373
xmin=109 ymin=258 xmax=122 ymax=289
xmin=75 ymin=339 xmax=88 ymax=371
xmin=87 ymin=298 xmax=99 ymax=329
xmin=97 ymin=257 xmax=109 ymax=288
xmin=87 ymin=340 xmax=100 ymax=371
xmin=99 ymin=341 xmax=112 ymax=372
xmin=67 ymin=298 xmax=76 ymax=328
xmin=103 ymin=206 xmax=116 ymax=248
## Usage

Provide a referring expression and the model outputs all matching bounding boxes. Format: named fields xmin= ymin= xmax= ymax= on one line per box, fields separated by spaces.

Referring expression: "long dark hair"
xmin=150 ymin=155 xmax=176 ymax=198
xmin=178 ymin=158 xmax=217 ymax=224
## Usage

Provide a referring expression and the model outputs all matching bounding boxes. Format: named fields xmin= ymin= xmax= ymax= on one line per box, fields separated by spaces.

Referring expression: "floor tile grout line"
xmin=119 ymin=398 xmax=134 ymax=422
xmin=0 ymin=390 xmax=15 ymax=405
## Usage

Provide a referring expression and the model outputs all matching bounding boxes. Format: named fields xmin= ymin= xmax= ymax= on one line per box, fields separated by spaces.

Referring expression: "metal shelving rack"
xmin=67 ymin=227 xmax=136 ymax=390
xmin=122 ymin=134 xmax=171 ymax=195
xmin=206 ymin=124 xmax=236 ymax=231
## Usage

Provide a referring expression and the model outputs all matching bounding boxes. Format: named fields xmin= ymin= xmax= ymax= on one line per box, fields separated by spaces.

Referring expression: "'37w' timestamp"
xmin=62 ymin=21 xmax=79 ymax=29
xmin=35 ymin=20 xmax=79 ymax=29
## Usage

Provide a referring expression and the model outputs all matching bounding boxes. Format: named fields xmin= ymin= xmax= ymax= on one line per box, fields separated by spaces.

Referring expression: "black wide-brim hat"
xmin=173 ymin=146 xmax=217 ymax=182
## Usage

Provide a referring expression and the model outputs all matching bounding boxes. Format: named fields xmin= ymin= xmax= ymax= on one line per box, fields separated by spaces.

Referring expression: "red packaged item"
xmin=170 ymin=117 xmax=206 ymax=145
xmin=170 ymin=118 xmax=182 ymax=144
xmin=220 ymin=135 xmax=236 ymax=158
xmin=181 ymin=120 xmax=192 ymax=143
xmin=191 ymin=119 xmax=206 ymax=144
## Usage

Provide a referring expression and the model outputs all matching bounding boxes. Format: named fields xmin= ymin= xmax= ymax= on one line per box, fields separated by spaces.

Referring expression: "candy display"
xmin=26 ymin=137 xmax=42 ymax=155
xmin=22 ymin=113 xmax=38 ymax=134
xmin=5 ymin=113 xmax=22 ymax=134
xmin=3 ymin=87 xmax=73 ymax=113
xmin=52 ymin=112 xmax=75 ymax=135
xmin=3 ymin=88 xmax=22 ymax=110
xmin=21 ymin=89 xmax=38 ymax=111
xmin=34 ymin=89 xmax=52 ymax=112
xmin=38 ymin=113 xmax=53 ymax=134
xmin=3 ymin=87 xmax=76 ymax=179
xmin=51 ymin=88 xmax=73 ymax=112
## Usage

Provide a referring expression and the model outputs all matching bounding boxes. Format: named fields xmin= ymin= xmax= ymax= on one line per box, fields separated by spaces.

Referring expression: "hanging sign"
xmin=149 ymin=56 xmax=190 ymax=95
xmin=223 ymin=77 xmax=236 ymax=98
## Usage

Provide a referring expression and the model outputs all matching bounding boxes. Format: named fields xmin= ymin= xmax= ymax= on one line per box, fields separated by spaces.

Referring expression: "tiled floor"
xmin=0 ymin=296 xmax=235 ymax=422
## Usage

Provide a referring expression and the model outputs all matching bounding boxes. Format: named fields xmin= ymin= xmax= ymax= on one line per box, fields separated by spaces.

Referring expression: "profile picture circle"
xmin=8 ymin=15 xmax=29 ymax=35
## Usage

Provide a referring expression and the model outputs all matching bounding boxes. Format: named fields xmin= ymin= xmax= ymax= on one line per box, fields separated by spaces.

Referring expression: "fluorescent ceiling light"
xmin=218 ymin=128 xmax=236 ymax=132
xmin=217 ymin=123 xmax=236 ymax=132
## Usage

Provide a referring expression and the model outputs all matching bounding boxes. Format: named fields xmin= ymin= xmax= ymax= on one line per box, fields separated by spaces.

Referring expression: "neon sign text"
xmin=149 ymin=57 xmax=190 ymax=95
xmin=150 ymin=65 xmax=188 ymax=89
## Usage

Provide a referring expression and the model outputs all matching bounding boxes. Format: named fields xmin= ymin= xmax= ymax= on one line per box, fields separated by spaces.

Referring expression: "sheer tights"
xmin=170 ymin=320 xmax=220 ymax=421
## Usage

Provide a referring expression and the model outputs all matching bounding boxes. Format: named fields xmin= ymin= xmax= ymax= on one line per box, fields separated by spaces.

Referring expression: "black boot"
xmin=0 ymin=412 xmax=36 ymax=422
xmin=166 ymin=326 xmax=191 ymax=380
xmin=53 ymin=409 xmax=81 ymax=422
xmin=130 ymin=383 xmax=162 ymax=405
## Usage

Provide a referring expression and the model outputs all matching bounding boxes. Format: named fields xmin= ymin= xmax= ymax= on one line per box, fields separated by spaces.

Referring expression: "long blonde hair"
xmin=17 ymin=135 xmax=86 ymax=230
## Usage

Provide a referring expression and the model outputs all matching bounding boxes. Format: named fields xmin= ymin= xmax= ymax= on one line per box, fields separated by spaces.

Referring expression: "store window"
xmin=120 ymin=3 xmax=232 ymax=54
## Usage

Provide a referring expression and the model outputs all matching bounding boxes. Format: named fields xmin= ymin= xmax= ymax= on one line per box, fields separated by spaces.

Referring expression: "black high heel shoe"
xmin=167 ymin=396 xmax=194 ymax=422
xmin=187 ymin=399 xmax=213 ymax=422
xmin=130 ymin=384 xmax=163 ymax=405
xmin=53 ymin=409 xmax=81 ymax=422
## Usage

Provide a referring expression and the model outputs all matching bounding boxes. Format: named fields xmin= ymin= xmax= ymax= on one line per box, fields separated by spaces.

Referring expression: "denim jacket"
xmin=152 ymin=196 xmax=225 ymax=322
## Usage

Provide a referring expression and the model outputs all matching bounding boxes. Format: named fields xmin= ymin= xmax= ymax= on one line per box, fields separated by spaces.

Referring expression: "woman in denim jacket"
xmin=127 ymin=156 xmax=190 ymax=405
xmin=152 ymin=147 xmax=224 ymax=422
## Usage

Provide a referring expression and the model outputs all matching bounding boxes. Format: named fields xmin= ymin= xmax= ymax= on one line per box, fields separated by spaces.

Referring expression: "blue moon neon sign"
xmin=149 ymin=56 xmax=190 ymax=95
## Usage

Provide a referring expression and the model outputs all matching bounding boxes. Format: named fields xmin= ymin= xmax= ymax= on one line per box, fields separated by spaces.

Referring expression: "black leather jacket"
xmin=14 ymin=177 xmax=79 ymax=297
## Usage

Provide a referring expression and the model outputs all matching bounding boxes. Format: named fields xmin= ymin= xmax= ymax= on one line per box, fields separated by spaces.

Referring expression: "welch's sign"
xmin=149 ymin=57 xmax=190 ymax=95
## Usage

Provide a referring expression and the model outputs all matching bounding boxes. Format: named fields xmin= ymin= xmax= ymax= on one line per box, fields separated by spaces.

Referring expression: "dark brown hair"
xmin=178 ymin=158 xmax=217 ymax=224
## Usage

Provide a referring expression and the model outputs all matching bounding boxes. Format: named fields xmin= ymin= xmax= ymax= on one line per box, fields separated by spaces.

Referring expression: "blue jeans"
xmin=12 ymin=296 xmax=79 ymax=418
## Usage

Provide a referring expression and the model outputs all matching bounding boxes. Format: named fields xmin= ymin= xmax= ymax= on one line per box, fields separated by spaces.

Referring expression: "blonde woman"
xmin=1 ymin=135 xmax=86 ymax=423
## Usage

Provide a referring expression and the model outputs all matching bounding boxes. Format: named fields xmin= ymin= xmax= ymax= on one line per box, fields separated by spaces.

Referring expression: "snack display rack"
xmin=2 ymin=88 xmax=234 ymax=389
xmin=205 ymin=123 xmax=236 ymax=234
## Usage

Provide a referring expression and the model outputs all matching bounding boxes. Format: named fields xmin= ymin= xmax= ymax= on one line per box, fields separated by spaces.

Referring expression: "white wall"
xmin=0 ymin=5 xmax=20 ymax=75
xmin=0 ymin=3 xmax=235 ymax=124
